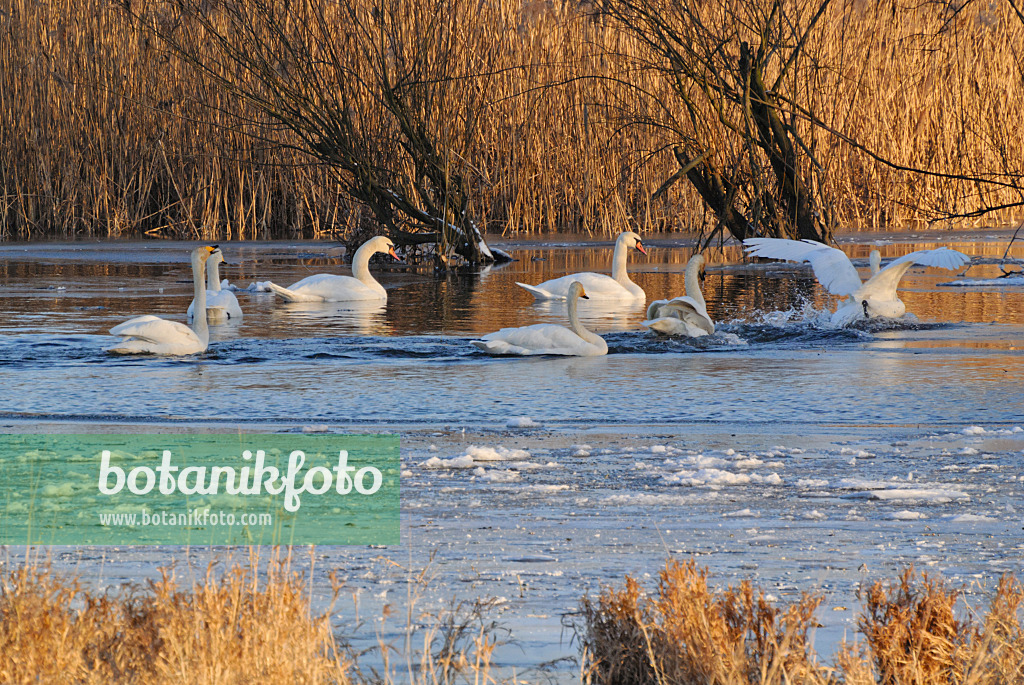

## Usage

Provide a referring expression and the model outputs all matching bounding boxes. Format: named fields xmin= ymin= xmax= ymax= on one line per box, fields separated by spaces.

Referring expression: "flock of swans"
xmin=105 ymin=231 xmax=972 ymax=357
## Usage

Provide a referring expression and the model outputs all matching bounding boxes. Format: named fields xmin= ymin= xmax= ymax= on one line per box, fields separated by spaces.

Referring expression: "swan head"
xmin=618 ymin=231 xmax=648 ymax=255
xmin=209 ymin=247 xmax=226 ymax=266
xmin=568 ymin=281 xmax=590 ymax=300
xmin=366 ymin=235 xmax=400 ymax=261
xmin=192 ymin=245 xmax=217 ymax=264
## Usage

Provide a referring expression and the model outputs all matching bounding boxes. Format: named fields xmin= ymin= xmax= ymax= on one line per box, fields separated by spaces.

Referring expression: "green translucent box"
xmin=0 ymin=434 xmax=400 ymax=546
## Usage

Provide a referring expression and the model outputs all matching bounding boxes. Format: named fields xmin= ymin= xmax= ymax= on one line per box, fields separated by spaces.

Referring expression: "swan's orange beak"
xmin=387 ymin=247 xmax=400 ymax=261
xmin=635 ymin=241 xmax=648 ymax=255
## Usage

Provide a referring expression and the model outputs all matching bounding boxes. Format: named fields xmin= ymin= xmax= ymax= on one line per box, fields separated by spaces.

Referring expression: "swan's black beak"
xmin=581 ymin=294 xmax=589 ymax=299
xmin=635 ymin=241 xmax=648 ymax=256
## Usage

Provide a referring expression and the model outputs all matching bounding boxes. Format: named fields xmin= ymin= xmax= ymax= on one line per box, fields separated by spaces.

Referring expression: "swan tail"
xmin=266 ymin=282 xmax=304 ymax=302
xmin=515 ymin=282 xmax=557 ymax=301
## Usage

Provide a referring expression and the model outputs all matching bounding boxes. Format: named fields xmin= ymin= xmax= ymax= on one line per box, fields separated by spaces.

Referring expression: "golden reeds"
xmin=0 ymin=0 xmax=1022 ymax=240
xmin=580 ymin=560 xmax=1024 ymax=685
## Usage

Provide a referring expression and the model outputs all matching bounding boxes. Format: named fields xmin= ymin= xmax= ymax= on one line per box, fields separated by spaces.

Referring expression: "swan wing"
xmin=208 ymin=290 xmax=243 ymax=318
xmin=644 ymin=296 xmax=715 ymax=335
xmin=859 ymin=248 xmax=971 ymax=300
xmin=110 ymin=315 xmax=199 ymax=345
xmin=475 ymin=323 xmax=598 ymax=355
xmin=744 ymin=238 xmax=862 ymax=296
xmin=277 ymin=274 xmax=383 ymax=302
xmin=517 ymin=273 xmax=638 ymax=300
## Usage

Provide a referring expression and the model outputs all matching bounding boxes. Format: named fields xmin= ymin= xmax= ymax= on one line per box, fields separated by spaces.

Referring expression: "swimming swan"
xmin=642 ymin=254 xmax=715 ymax=337
xmin=266 ymin=236 xmax=399 ymax=302
xmin=516 ymin=231 xmax=647 ymax=302
xmin=107 ymin=245 xmax=217 ymax=355
xmin=472 ymin=282 xmax=608 ymax=356
xmin=187 ymin=248 xmax=243 ymax=322
xmin=743 ymin=238 xmax=971 ymax=325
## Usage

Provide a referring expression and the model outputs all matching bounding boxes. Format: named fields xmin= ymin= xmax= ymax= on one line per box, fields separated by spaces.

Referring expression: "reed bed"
xmin=580 ymin=560 xmax=1024 ymax=685
xmin=0 ymin=552 xmax=506 ymax=685
xmin=1 ymin=0 xmax=1022 ymax=240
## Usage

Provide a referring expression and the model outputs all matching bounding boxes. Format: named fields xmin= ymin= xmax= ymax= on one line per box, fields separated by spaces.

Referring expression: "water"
xmin=1 ymin=232 xmax=1023 ymax=679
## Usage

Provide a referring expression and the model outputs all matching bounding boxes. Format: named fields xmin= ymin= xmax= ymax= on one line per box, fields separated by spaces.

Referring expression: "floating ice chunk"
xmin=845 ymin=488 xmax=968 ymax=502
xmin=803 ymin=510 xmax=827 ymax=520
xmin=41 ymin=483 xmax=76 ymax=497
xmin=723 ymin=508 xmax=759 ymax=518
xmin=891 ymin=511 xmax=927 ymax=520
xmin=960 ymin=447 xmax=979 ymax=455
xmin=945 ymin=513 xmax=998 ymax=522
xmin=422 ymin=455 xmax=476 ymax=469
xmin=465 ymin=445 xmax=530 ymax=461
xmin=667 ymin=455 xmax=728 ymax=469
xmin=663 ymin=468 xmax=751 ymax=486
xmin=962 ymin=426 xmax=987 ymax=435
xmin=840 ymin=448 xmax=875 ymax=458
xmin=301 ymin=425 xmax=330 ymax=433
xmin=733 ymin=458 xmax=764 ymax=468
xmin=650 ymin=445 xmax=668 ymax=454
xmin=797 ymin=478 xmax=828 ymax=488
xmin=473 ymin=467 xmax=520 ymax=482
xmin=506 ymin=416 xmax=539 ymax=428
xmin=523 ymin=484 xmax=570 ymax=493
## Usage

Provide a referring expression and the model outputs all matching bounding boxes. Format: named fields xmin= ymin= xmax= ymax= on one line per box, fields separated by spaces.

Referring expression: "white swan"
xmin=107 ymin=245 xmax=217 ymax=355
xmin=642 ymin=254 xmax=715 ymax=337
xmin=743 ymin=238 xmax=971 ymax=325
xmin=516 ymin=231 xmax=647 ymax=302
xmin=266 ymin=236 xmax=398 ymax=302
xmin=472 ymin=282 xmax=608 ymax=356
xmin=187 ymin=248 xmax=243 ymax=322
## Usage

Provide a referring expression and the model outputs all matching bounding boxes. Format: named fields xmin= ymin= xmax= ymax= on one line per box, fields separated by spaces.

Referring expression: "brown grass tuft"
xmin=582 ymin=561 xmax=1024 ymax=685
xmin=581 ymin=559 xmax=828 ymax=684
xmin=0 ymin=557 xmax=350 ymax=684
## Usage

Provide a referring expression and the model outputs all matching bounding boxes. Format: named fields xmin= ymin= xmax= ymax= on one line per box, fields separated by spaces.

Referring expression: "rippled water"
xmin=1 ymin=231 xmax=1023 ymax=679
xmin=1 ymin=232 xmax=1023 ymax=425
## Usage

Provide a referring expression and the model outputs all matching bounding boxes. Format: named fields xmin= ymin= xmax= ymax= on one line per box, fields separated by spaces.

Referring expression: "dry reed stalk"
xmin=0 ymin=0 xmax=1022 ymax=240
xmin=0 ymin=554 xmax=350 ymax=684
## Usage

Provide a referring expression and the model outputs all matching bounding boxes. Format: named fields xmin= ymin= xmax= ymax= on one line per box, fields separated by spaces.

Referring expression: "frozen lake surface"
xmin=1 ymin=231 xmax=1023 ymax=679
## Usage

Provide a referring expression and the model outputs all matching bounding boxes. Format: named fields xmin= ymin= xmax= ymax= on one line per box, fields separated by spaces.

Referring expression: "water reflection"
xmin=0 ymin=233 xmax=1022 ymax=341
xmin=270 ymin=299 xmax=389 ymax=336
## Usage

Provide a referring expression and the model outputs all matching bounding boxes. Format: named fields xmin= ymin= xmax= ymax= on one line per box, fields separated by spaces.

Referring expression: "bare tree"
xmin=605 ymin=0 xmax=837 ymax=245
xmin=135 ymin=0 xmax=509 ymax=265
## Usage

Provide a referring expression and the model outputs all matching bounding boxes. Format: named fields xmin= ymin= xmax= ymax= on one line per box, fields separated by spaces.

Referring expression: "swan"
xmin=516 ymin=231 xmax=647 ymax=302
xmin=642 ymin=254 xmax=715 ymax=337
xmin=266 ymin=236 xmax=398 ymax=302
xmin=472 ymin=282 xmax=608 ymax=356
xmin=107 ymin=245 xmax=217 ymax=355
xmin=743 ymin=238 xmax=971 ymax=325
xmin=187 ymin=248 xmax=243 ymax=322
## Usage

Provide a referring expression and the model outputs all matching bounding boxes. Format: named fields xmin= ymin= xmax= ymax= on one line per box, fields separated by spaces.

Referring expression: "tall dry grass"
xmin=0 ymin=556 xmax=351 ymax=684
xmin=581 ymin=561 xmax=1024 ymax=685
xmin=0 ymin=552 xmax=507 ymax=685
xmin=0 ymin=0 xmax=1022 ymax=240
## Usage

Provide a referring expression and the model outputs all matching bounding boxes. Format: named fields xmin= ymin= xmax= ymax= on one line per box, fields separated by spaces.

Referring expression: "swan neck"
xmin=351 ymin=242 xmax=378 ymax=285
xmin=611 ymin=236 xmax=632 ymax=285
xmin=684 ymin=259 xmax=706 ymax=310
xmin=567 ymin=293 xmax=603 ymax=346
xmin=190 ymin=254 xmax=209 ymax=341
xmin=206 ymin=258 xmax=220 ymax=291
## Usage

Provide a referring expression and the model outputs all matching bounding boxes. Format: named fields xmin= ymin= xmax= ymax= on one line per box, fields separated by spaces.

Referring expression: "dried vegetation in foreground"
xmin=0 ymin=552 xmax=505 ymax=685
xmin=581 ymin=560 xmax=1024 ymax=685
xmin=1 ymin=0 xmax=1023 ymax=240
